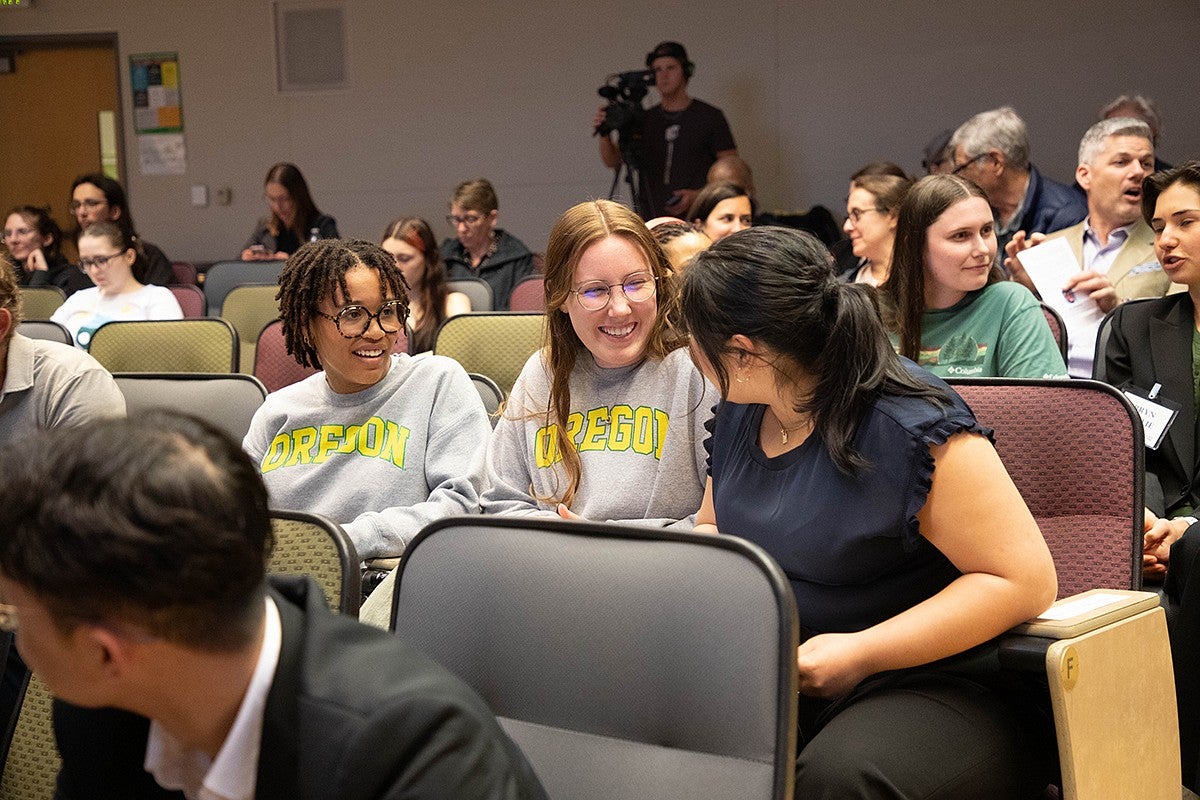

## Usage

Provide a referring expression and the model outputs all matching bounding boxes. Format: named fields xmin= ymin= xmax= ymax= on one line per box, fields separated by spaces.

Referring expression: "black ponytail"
xmin=681 ymin=226 xmax=947 ymax=474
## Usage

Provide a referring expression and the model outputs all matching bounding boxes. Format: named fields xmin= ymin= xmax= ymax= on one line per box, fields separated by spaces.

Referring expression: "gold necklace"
xmin=775 ymin=412 xmax=811 ymax=445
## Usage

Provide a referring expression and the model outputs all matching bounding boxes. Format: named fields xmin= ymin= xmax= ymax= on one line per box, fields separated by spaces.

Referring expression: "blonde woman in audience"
xmin=884 ymin=174 xmax=1067 ymax=378
xmin=51 ymin=222 xmax=182 ymax=349
xmin=380 ymin=216 xmax=470 ymax=353
xmin=688 ymin=182 xmax=754 ymax=242
xmin=243 ymin=239 xmax=490 ymax=566
xmin=683 ymin=225 xmax=1057 ymax=798
xmin=359 ymin=200 xmax=714 ymax=627
xmin=840 ymin=173 xmax=912 ymax=286
xmin=241 ymin=162 xmax=339 ymax=260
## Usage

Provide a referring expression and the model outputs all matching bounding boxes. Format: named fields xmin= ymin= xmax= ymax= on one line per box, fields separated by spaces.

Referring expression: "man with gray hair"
xmin=949 ymin=106 xmax=1086 ymax=254
xmin=1006 ymin=117 xmax=1176 ymax=376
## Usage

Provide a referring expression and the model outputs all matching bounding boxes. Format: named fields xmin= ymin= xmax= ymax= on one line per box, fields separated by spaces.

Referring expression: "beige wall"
xmin=4 ymin=0 xmax=1197 ymax=263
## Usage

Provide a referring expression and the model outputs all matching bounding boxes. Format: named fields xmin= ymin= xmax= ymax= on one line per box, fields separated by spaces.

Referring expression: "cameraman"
xmin=593 ymin=41 xmax=738 ymax=219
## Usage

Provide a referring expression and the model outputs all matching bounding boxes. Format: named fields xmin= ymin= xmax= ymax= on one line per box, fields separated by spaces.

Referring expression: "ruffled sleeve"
xmin=900 ymin=406 xmax=994 ymax=552
xmin=702 ymin=402 xmax=721 ymax=475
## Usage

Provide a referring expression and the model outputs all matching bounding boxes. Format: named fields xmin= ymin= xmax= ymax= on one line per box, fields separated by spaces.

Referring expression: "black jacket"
xmin=52 ymin=576 xmax=547 ymax=800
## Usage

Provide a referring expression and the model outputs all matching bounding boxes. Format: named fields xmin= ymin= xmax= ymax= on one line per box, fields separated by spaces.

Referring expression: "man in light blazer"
xmin=0 ymin=413 xmax=546 ymax=800
xmin=1006 ymin=117 xmax=1179 ymax=376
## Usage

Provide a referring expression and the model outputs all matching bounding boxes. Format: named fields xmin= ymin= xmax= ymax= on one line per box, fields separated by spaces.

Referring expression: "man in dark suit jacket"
xmin=948 ymin=106 xmax=1087 ymax=255
xmin=0 ymin=413 xmax=546 ymax=800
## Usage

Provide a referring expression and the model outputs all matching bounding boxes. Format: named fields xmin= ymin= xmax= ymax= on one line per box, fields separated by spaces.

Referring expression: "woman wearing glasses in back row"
xmin=50 ymin=223 xmax=182 ymax=349
xmin=439 ymin=179 xmax=535 ymax=310
xmin=242 ymin=239 xmax=491 ymax=565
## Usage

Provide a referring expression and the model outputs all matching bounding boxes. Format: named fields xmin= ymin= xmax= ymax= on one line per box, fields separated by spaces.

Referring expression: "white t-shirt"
xmin=50 ymin=285 xmax=183 ymax=349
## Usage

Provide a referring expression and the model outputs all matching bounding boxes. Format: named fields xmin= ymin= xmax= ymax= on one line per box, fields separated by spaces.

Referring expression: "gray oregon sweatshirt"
xmin=243 ymin=353 xmax=491 ymax=559
xmin=481 ymin=346 xmax=713 ymax=527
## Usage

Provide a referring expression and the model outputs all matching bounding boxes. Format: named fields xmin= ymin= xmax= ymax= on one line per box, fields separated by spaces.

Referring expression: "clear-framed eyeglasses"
xmin=316 ymin=300 xmax=406 ymax=338
xmin=570 ymin=272 xmax=657 ymax=311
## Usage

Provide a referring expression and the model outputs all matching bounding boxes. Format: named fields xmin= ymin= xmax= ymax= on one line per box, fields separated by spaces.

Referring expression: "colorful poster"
xmin=130 ymin=52 xmax=183 ymax=134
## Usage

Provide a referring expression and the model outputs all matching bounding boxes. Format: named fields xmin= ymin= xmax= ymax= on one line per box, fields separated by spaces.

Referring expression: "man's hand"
xmin=592 ymin=105 xmax=608 ymax=133
xmin=1004 ymin=231 xmax=1044 ymax=294
xmin=1143 ymin=509 xmax=1192 ymax=578
xmin=1063 ymin=270 xmax=1118 ymax=313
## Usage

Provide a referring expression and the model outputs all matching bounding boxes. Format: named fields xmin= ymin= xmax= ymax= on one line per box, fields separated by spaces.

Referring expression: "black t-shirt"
xmin=635 ymin=99 xmax=735 ymax=218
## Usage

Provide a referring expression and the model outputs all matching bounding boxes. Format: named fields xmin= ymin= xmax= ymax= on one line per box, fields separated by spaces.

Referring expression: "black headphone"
xmin=646 ymin=41 xmax=694 ymax=79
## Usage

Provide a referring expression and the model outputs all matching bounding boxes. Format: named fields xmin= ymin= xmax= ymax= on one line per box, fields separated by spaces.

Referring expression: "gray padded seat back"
xmin=113 ymin=372 xmax=267 ymax=441
xmin=391 ymin=517 xmax=798 ymax=800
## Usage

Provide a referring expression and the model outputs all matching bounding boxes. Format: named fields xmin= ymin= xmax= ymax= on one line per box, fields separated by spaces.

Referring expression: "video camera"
xmin=593 ymin=69 xmax=654 ymax=139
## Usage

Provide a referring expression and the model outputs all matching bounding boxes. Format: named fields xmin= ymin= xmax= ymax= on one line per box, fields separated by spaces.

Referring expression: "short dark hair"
xmin=277 ymin=238 xmax=410 ymax=369
xmin=71 ymin=173 xmax=131 ymax=237
xmin=450 ymin=179 xmax=499 ymax=215
xmin=681 ymin=226 xmax=946 ymax=474
xmin=0 ymin=412 xmax=273 ymax=650
xmin=1143 ymin=161 xmax=1200 ymax=225
xmin=851 ymin=161 xmax=908 ymax=181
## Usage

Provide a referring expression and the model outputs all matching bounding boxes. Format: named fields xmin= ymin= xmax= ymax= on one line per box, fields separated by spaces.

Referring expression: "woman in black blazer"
xmin=1106 ymin=161 xmax=1200 ymax=790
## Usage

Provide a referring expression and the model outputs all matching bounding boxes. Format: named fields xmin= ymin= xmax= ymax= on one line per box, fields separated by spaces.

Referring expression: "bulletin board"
xmin=130 ymin=52 xmax=183 ymax=134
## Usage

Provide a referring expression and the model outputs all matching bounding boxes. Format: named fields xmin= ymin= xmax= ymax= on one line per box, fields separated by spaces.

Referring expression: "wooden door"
xmin=0 ymin=40 xmax=121 ymax=253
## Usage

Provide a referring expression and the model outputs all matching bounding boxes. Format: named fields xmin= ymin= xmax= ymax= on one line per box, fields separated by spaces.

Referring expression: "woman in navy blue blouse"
xmin=681 ymin=226 xmax=1058 ymax=798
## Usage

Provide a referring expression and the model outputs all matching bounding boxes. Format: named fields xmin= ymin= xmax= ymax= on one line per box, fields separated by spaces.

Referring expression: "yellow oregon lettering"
xmin=565 ymin=412 xmax=584 ymax=443
xmin=632 ymin=407 xmax=654 ymax=455
xmin=314 ymin=425 xmax=345 ymax=464
xmin=579 ymin=407 xmax=610 ymax=452
xmin=534 ymin=424 xmax=559 ymax=469
xmin=356 ymin=417 xmax=384 ymax=458
xmin=261 ymin=419 xmax=412 ymax=473
xmin=338 ymin=425 xmax=359 ymax=454
xmin=382 ymin=420 xmax=410 ymax=468
xmin=533 ymin=405 xmax=668 ymax=466
xmin=609 ymin=404 xmax=633 ymax=451
xmin=261 ymin=433 xmax=292 ymax=473
xmin=283 ymin=426 xmax=319 ymax=466
xmin=653 ymin=409 xmax=669 ymax=459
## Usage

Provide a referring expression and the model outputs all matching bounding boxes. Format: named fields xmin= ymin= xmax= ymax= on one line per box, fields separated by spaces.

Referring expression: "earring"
xmin=734 ymin=370 xmax=749 ymax=384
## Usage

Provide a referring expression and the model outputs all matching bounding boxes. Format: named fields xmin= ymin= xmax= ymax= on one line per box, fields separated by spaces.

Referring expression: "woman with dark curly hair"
xmin=242 ymin=238 xmax=489 ymax=562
